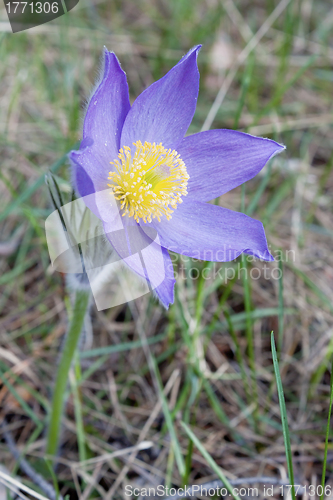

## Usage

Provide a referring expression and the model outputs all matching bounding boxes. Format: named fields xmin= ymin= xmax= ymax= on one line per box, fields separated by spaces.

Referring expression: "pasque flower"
xmin=69 ymin=45 xmax=284 ymax=308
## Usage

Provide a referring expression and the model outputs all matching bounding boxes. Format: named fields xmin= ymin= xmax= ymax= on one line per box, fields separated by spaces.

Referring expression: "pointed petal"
xmin=83 ymin=48 xmax=131 ymax=163
xmin=152 ymin=246 xmax=176 ymax=309
xmin=70 ymin=49 xmax=131 ymax=206
xmin=177 ymin=130 xmax=285 ymax=201
xmin=103 ymin=218 xmax=175 ymax=308
xmin=141 ymin=200 xmax=274 ymax=262
xmin=69 ymin=145 xmax=106 ymax=195
xmin=120 ymin=45 xmax=201 ymax=150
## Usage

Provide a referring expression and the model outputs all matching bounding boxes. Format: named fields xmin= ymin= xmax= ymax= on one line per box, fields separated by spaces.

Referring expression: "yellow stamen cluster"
xmin=108 ymin=140 xmax=189 ymax=223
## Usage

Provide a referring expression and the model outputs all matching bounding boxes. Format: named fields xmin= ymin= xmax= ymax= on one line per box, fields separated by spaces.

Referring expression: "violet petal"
xmin=177 ymin=129 xmax=285 ymax=202
xmin=152 ymin=246 xmax=176 ymax=309
xmin=69 ymin=146 xmax=121 ymax=223
xmin=83 ymin=48 xmax=130 ymax=164
xmin=141 ymin=200 xmax=274 ymax=262
xmin=70 ymin=146 xmax=106 ymax=194
xmin=120 ymin=45 xmax=201 ymax=150
xmin=103 ymin=217 xmax=175 ymax=308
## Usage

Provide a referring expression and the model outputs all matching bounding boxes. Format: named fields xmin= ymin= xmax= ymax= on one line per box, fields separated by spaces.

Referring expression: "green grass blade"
xmin=320 ymin=355 xmax=333 ymax=499
xmin=252 ymin=54 xmax=317 ymax=125
xmin=271 ymin=332 xmax=296 ymax=500
xmin=70 ymin=354 xmax=87 ymax=463
xmin=224 ymin=309 xmax=251 ymax=403
xmin=310 ymin=337 xmax=333 ymax=397
xmin=0 ymin=366 xmax=43 ymax=428
xmin=0 ymin=143 xmax=79 ymax=223
xmin=80 ymin=331 xmax=167 ymax=358
xmin=210 ymin=307 xmax=296 ymax=331
xmin=46 ymin=289 xmax=90 ymax=457
xmin=181 ymin=421 xmax=241 ymax=500
xmin=289 ymin=264 xmax=333 ymax=315
xmin=241 ymin=254 xmax=259 ymax=431
xmin=0 ymin=258 xmax=37 ymax=287
xmin=150 ymin=353 xmax=185 ymax=477
xmin=247 ymin=161 xmax=273 ymax=217
xmin=233 ymin=52 xmax=255 ymax=129
xmin=278 ymin=259 xmax=284 ymax=356
xmin=241 ymin=184 xmax=259 ymax=430
xmin=262 ymin=178 xmax=294 ymax=225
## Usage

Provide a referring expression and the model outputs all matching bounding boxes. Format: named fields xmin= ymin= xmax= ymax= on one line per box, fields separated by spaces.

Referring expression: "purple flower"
xmin=69 ymin=46 xmax=285 ymax=308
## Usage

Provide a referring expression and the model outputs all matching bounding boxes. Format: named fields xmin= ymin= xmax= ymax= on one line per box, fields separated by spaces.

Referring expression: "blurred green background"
xmin=0 ymin=0 xmax=333 ymax=498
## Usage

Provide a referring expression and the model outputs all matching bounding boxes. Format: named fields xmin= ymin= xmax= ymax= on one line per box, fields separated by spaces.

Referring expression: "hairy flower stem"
xmin=46 ymin=289 xmax=90 ymax=457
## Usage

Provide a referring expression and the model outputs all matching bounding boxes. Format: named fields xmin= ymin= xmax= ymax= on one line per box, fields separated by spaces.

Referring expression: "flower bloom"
xmin=69 ymin=46 xmax=285 ymax=308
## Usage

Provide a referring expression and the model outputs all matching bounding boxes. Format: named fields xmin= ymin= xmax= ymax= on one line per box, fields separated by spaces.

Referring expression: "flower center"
xmin=108 ymin=140 xmax=189 ymax=223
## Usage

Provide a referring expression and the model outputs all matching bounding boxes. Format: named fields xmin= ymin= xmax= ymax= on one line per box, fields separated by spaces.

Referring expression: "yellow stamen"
xmin=108 ymin=140 xmax=189 ymax=223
